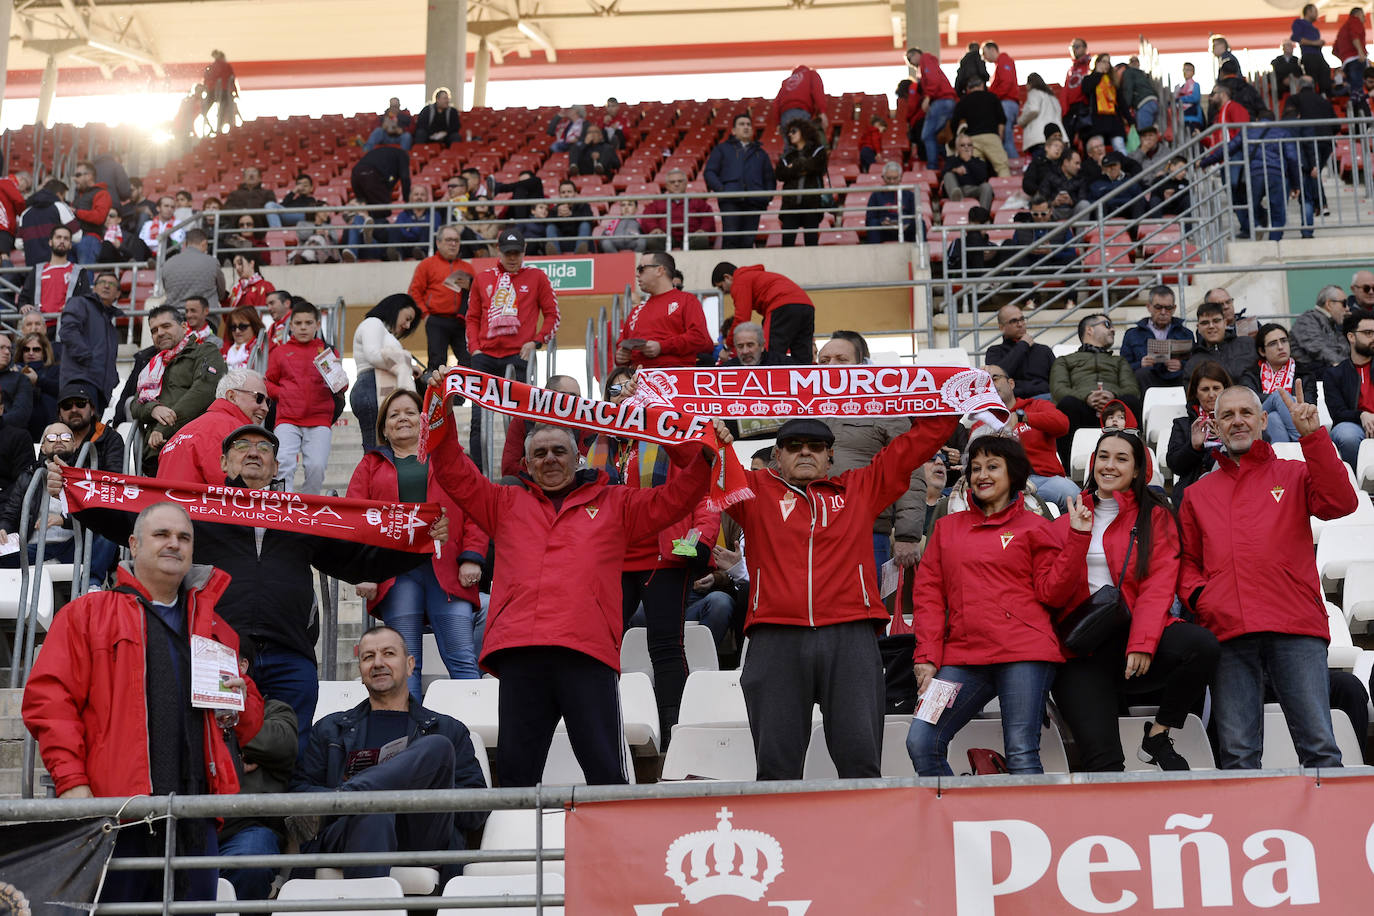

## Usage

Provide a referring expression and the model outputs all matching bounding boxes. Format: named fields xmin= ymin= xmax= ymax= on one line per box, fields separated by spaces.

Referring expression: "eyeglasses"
xmin=60 ymin=398 xmax=89 ymax=408
xmin=43 ymin=432 xmax=73 ymax=443
xmin=1151 ymin=304 xmax=1177 ymax=312
xmin=22 ymin=346 xmax=43 ymax=353
xmin=635 ymin=263 xmax=660 ymax=273
xmin=229 ymin=440 xmax=275 ymax=454
xmin=1263 ymin=336 xmax=1290 ymax=347
xmin=230 ymin=323 xmax=254 ymax=332
xmin=233 ymin=390 xmax=270 ymax=405
xmin=1002 ymin=316 xmax=1027 ymax=325
xmin=1091 ymin=319 xmax=1113 ymax=330
xmin=780 ymin=440 xmax=830 ymax=454
xmin=1211 ymin=297 xmax=1235 ymax=306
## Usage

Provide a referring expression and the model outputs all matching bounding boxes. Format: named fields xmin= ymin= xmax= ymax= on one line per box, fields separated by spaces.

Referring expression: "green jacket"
xmin=1050 ymin=347 xmax=1140 ymax=402
xmin=130 ymin=338 xmax=228 ymax=456
xmin=1118 ymin=67 xmax=1158 ymax=111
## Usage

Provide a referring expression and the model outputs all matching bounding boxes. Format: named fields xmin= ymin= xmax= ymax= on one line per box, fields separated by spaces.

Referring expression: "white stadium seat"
xmin=1357 ymin=439 xmax=1374 ymax=492
xmin=543 ymin=726 xmax=636 ymax=785
xmin=661 ymin=724 xmax=757 ymax=781
xmin=1069 ymin=427 xmax=1101 ymax=483
xmin=1315 ymin=521 xmax=1374 ymax=591
xmin=439 ymin=873 xmax=565 ymax=916
xmin=217 ymin=877 xmax=238 ymax=916
xmin=620 ymin=624 xmax=719 ymax=683
xmin=1327 ymin=602 xmax=1360 ymax=669
xmin=1342 ymin=561 xmax=1374 ymax=624
xmin=425 ymin=678 xmax=502 ymax=747
xmin=0 ymin=567 xmax=56 ymax=632
xmin=911 ymin=347 xmax=971 ymax=367
xmin=313 ymin=681 xmax=370 ymax=723
xmin=467 ymin=809 xmax=566 ymax=877
xmin=276 ymin=877 xmax=406 ymax=916
xmin=939 ymin=717 xmax=1070 ymax=774
xmin=619 ymin=671 xmax=661 ymax=752
xmin=1141 ymin=385 xmax=1186 ymax=447
xmin=1259 ymin=708 xmax=1367 ymax=769
xmin=676 ymin=670 xmax=748 ymax=727
xmin=801 ymin=716 xmax=916 ymax=779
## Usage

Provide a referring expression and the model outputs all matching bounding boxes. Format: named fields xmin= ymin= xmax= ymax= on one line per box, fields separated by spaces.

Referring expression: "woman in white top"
xmin=1017 ymin=72 xmax=1064 ymax=159
xmin=350 ymin=293 xmax=420 ymax=450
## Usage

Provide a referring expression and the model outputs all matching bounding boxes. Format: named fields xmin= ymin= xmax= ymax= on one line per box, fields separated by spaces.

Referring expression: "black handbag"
xmin=1055 ymin=529 xmax=1135 ymax=655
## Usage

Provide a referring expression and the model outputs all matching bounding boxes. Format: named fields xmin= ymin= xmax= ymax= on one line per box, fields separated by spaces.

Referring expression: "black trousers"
xmin=1302 ymin=54 xmax=1333 ymax=97
xmin=490 ymin=646 xmax=627 ymax=787
xmin=765 ymin=303 xmax=816 ymax=365
xmin=426 ymin=314 xmax=469 ymax=372
xmin=468 ymin=352 xmax=527 ymax=473
xmin=718 ymin=200 xmax=764 ymax=249
xmin=350 ymin=165 xmax=394 ymax=208
xmin=623 ymin=567 xmax=690 ymax=741
xmin=1052 ymin=620 xmax=1219 ymax=771
xmin=779 ymin=209 xmax=822 ymax=247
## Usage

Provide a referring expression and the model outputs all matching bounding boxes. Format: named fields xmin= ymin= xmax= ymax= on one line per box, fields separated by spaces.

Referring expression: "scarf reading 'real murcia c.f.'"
xmin=419 ymin=364 xmax=1006 ymax=509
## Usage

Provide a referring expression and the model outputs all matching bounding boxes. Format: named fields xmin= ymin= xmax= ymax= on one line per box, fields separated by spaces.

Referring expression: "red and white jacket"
xmin=616 ymin=289 xmax=713 ymax=369
xmin=265 ymin=336 xmax=345 ymax=427
xmin=230 ymin=274 xmax=275 ymax=311
xmin=465 ymin=264 xmax=560 ymax=359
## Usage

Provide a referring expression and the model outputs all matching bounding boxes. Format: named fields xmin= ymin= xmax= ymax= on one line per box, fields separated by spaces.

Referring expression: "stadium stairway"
xmin=0 ymin=689 xmax=45 ymax=797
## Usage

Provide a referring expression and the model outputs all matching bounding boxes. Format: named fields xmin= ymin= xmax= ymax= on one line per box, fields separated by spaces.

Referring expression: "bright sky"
xmin=0 ymin=43 xmax=1299 ymax=137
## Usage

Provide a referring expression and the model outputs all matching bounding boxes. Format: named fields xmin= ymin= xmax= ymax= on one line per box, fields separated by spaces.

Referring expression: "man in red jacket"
xmin=1180 ymin=384 xmax=1358 ymax=769
xmin=640 ymin=168 xmax=716 ymax=251
xmin=408 ymin=225 xmax=474 ymax=372
xmin=712 ymin=262 xmax=815 ymax=365
xmin=1063 ymin=37 xmax=1092 ymax=142
xmin=0 ymin=169 xmax=31 ymax=266
xmin=431 ymin=414 xmax=716 ymax=787
xmin=906 ymin=47 xmax=958 ymax=168
xmin=23 ymin=501 xmax=263 ymax=903
xmin=465 ymin=227 xmax=560 ymax=470
xmin=983 ymin=41 xmax=1020 ymax=161
xmin=615 ymin=251 xmax=712 ymax=369
xmin=70 ymin=160 xmax=113 ymax=264
xmin=773 ymin=64 xmax=828 ymax=135
xmin=158 ymin=367 xmax=269 ymax=485
xmin=729 ymin=414 xmax=957 ymax=779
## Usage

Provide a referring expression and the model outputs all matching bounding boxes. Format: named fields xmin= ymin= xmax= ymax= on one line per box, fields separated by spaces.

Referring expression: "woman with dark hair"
xmin=1051 ymin=429 xmax=1220 ymax=771
xmin=350 ymin=292 xmax=420 ymax=450
xmin=1080 ymin=53 xmax=1126 ymax=153
xmin=349 ymin=388 xmax=489 ymax=694
xmin=907 ymin=434 xmax=1084 ymax=776
xmin=1255 ymin=322 xmax=1301 ymax=443
xmin=1017 ymin=72 xmax=1063 ymax=160
xmin=1166 ymin=361 xmax=1233 ymax=505
xmin=18 ymin=332 xmax=59 ymax=440
xmin=219 ymin=306 xmax=265 ymax=370
xmin=775 ymin=117 xmax=829 ymax=247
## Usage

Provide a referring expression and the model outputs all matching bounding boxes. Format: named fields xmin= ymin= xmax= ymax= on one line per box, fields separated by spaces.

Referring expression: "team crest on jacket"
xmin=1000 ymin=533 xmax=1015 ymax=549
xmin=779 ymin=492 xmax=797 ymax=521
xmin=585 ymin=505 xmax=600 ymax=519
xmin=667 ymin=301 xmax=679 ymax=315
xmin=1270 ymin=486 xmax=1285 ymax=503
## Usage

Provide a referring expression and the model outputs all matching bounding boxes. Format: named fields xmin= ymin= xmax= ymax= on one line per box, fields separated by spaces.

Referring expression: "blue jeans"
xmin=1211 ymin=633 xmax=1342 ymax=769
xmin=685 ymin=591 xmax=733 ymax=647
xmin=922 ymin=98 xmax=956 ymax=168
xmin=1000 ymin=99 xmax=1020 ymax=159
xmin=219 ymin=825 xmax=280 ymax=900
xmin=906 ymin=660 xmax=1057 ymax=776
xmin=381 ymin=563 xmax=485 ymax=698
xmin=345 ymin=214 xmax=390 ymax=259
xmin=554 ymin=220 xmax=591 ymax=253
xmin=1262 ymin=391 xmax=1301 ymax=443
xmin=1135 ymin=99 xmax=1159 ymax=131
xmin=1238 ymin=168 xmax=1287 ymax=240
xmin=778 ymin=107 xmax=811 ymax=133
xmin=1331 ymin=421 xmax=1365 ymax=467
xmin=1029 ymin=473 xmax=1079 ymax=512
xmin=872 ymin=532 xmax=892 ymax=583
xmin=254 ymin=645 xmax=320 ymax=759
xmin=349 ymin=370 xmax=379 ymax=450
xmin=73 ymin=233 xmax=101 ymax=264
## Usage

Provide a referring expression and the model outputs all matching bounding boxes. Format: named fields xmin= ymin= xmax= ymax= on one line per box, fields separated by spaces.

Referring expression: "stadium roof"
xmin=5 ymin=0 xmax=1341 ymax=99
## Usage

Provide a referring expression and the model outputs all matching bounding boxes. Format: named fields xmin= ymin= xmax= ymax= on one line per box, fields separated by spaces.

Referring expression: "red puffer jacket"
xmin=731 ymin=416 xmax=957 ymax=631
xmin=912 ymin=496 xmax=1083 ymax=669
xmin=430 ymin=430 xmax=712 ymax=672
xmin=1179 ymin=430 xmax=1357 ymax=642
xmin=615 ymin=290 xmax=713 ymax=369
xmin=1052 ymin=489 xmax=1182 ymax=656
xmin=347 ymin=448 xmax=490 ymax=611
xmin=158 ymin=397 xmax=253 ymax=485
xmin=22 ymin=564 xmax=264 ymax=798
xmin=266 ymin=336 xmax=344 ymax=427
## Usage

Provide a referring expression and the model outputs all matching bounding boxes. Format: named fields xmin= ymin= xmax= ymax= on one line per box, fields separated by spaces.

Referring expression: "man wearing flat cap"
xmin=726 ymin=412 xmax=960 ymax=779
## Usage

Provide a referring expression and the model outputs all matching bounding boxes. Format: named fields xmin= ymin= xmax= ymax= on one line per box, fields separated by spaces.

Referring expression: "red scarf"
xmin=62 ymin=467 xmax=441 ymax=552
xmin=1259 ymin=358 xmax=1296 ymax=394
xmin=136 ymin=332 xmax=195 ymax=403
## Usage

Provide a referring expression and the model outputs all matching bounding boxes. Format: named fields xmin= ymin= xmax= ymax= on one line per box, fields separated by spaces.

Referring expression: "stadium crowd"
xmin=6 ymin=20 xmax=1374 ymax=904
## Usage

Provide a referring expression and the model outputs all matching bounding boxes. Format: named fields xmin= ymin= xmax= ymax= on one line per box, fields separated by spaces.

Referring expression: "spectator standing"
xmin=907 ymin=47 xmax=959 ymax=169
xmin=1017 ymin=73 xmax=1063 ymax=159
xmin=262 ymin=289 xmax=293 ymax=346
xmin=1213 ymin=35 xmax=1242 ymax=73
xmin=349 ymin=393 xmax=490 ymax=691
xmin=1121 ymin=285 xmax=1193 ymax=392
xmin=1336 ymin=10 xmax=1369 ymax=112
xmin=984 ymin=42 xmax=1021 ymax=161
xmin=1256 ymin=322 xmax=1303 ymax=443
xmin=1181 ymin=301 xmax=1259 ymax=389
xmin=408 ymin=225 xmax=473 ymax=373
xmin=940 ymin=134 xmax=995 ymax=209
xmin=1321 ymin=310 xmax=1374 ymax=466
xmin=128 ymin=304 xmax=228 ymax=465
xmin=1273 ymin=41 xmax=1306 ymax=96
xmin=69 ymin=161 xmax=113 ymax=264
xmin=864 ymin=160 xmax=919 ymax=244
xmin=350 ymin=125 xmax=411 ymax=217
xmin=1201 ymin=117 xmax=1301 ymax=241
xmin=1166 ymin=362 xmax=1234 ymax=505
xmin=264 ymin=301 xmax=344 ymax=494
xmin=414 ymin=88 xmax=461 ymax=146
xmin=57 ymin=269 xmax=121 ymax=413
xmin=703 ymin=114 xmax=775 ymax=249
xmin=1293 ymin=3 xmax=1334 ymax=96
xmin=951 ymin=76 xmax=1011 ymax=176
xmin=954 ymin=41 xmax=990 ymax=95
xmin=184 ymin=296 xmax=221 ymax=347
xmin=640 ymin=168 xmax=715 ymax=251
xmin=1081 ymin=55 xmax=1127 ymax=153
xmin=0 ymin=170 xmax=32 ymax=266
xmin=465 ymin=229 xmax=560 ymax=468
xmin=772 ymin=64 xmax=827 ymax=134
xmin=1292 ymin=284 xmax=1350 ymax=392
xmin=1181 ymin=383 xmax=1355 ymax=768
xmin=157 ymin=368 xmax=269 ymax=485
xmin=16 ymin=178 xmax=76 ymax=266
xmin=161 ymin=229 xmax=227 ymax=312
xmin=351 ymin=294 xmax=420 ymax=451
xmin=1051 ymin=314 xmax=1142 ymax=454
xmin=1063 ymin=37 xmax=1093 ymax=142
xmin=1116 ymin=59 xmax=1160 ymax=131
xmin=858 ymin=115 xmax=886 ymax=173
xmin=1178 ymin=62 xmax=1204 ymax=132
xmin=713 ymin=262 xmax=815 ymax=365
xmin=1051 ymin=430 xmax=1220 ymax=771
xmin=775 ymin=117 xmax=829 ymax=247
xmin=204 ymin=50 xmax=239 ymax=132
xmin=498 ymin=375 xmax=593 ymax=479
xmin=17 ymin=225 xmax=88 ymax=314
xmin=986 ymin=304 xmax=1055 ymax=398
xmin=615 ymin=251 xmax=712 ymax=369
xmin=22 ymin=502 xmax=262 ymax=904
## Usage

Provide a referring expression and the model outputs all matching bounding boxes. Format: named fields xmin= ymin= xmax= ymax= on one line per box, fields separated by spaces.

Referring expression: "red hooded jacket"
xmin=616 ymin=289 xmax=713 ymax=369
xmin=726 ymin=264 xmax=814 ymax=348
xmin=1052 ymin=489 xmax=1182 ymax=656
xmin=730 ymin=416 xmax=957 ymax=631
xmin=266 ymin=336 xmax=345 ymax=427
xmin=348 ymin=448 xmax=490 ymax=612
xmin=912 ymin=496 xmax=1083 ymax=668
xmin=773 ymin=65 xmax=827 ymax=120
xmin=22 ymin=564 xmax=264 ymax=798
xmin=1180 ymin=430 xmax=1356 ymax=642
xmin=430 ymin=430 xmax=712 ymax=672
xmin=466 ymin=264 xmax=560 ymax=359
xmin=157 ymin=397 xmax=253 ymax=485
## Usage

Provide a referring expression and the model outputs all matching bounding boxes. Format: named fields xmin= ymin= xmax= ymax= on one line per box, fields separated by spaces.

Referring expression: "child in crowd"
xmin=265 ymin=300 xmax=346 ymax=494
xmin=859 ymin=115 xmax=886 ymax=173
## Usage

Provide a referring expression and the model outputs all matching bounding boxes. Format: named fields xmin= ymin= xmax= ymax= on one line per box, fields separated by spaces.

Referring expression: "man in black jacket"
xmin=0 ymin=333 xmax=33 ymax=435
xmin=985 ymin=304 xmax=1055 ymax=398
xmin=58 ymin=382 xmax=124 ymax=472
xmin=1323 ymin=310 xmax=1374 ymax=467
xmin=293 ymin=626 xmax=487 ymax=881
xmin=350 ymin=122 xmax=411 ymax=216
xmin=0 ymin=390 xmax=33 ymax=503
xmin=1181 ymin=301 xmax=1259 ymax=391
xmin=58 ymin=270 xmax=122 ymax=414
xmin=704 ymin=114 xmax=775 ymax=249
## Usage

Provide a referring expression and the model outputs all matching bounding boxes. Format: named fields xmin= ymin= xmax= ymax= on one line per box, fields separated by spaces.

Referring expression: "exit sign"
xmin=529 ymin=258 xmax=595 ymax=291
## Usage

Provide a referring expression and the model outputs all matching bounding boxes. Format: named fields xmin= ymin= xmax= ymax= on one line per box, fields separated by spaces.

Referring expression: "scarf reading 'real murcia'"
xmin=419 ymin=364 xmax=1005 ymax=509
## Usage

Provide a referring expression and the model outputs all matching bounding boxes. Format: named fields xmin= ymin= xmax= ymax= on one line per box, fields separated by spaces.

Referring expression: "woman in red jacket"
xmin=350 ymin=389 xmax=490 ymax=697
xmin=1051 ymin=428 xmax=1220 ymax=771
xmin=907 ymin=435 xmax=1085 ymax=776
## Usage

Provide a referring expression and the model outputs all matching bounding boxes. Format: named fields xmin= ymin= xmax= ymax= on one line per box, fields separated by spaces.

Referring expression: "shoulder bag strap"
xmin=1109 ymin=529 xmax=1136 ymax=588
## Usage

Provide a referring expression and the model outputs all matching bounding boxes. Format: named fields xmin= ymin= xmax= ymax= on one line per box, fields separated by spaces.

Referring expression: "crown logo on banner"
xmin=940 ymin=368 xmax=997 ymax=413
xmin=664 ymin=806 xmax=784 ymax=903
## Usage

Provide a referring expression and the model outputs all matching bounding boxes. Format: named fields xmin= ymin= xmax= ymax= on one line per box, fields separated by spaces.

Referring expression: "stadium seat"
xmin=1327 ymin=601 xmax=1360 ymax=668
xmin=0 ymin=567 xmax=56 ymax=632
xmin=425 ymin=678 xmax=501 ymax=747
xmin=1270 ymin=442 xmax=1304 ymax=462
xmin=676 ymin=670 xmax=748 ymax=726
xmin=620 ymin=624 xmax=718 ymax=683
xmin=1141 ymin=386 xmax=1187 ymax=447
xmin=276 ymin=877 xmax=407 ymax=916
xmin=1259 ymin=708 xmax=1367 ymax=768
xmin=940 ymin=718 xmax=1069 ymax=775
xmin=1114 ymin=715 xmax=1214 ymax=771
xmin=1315 ymin=521 xmax=1374 ymax=591
xmin=217 ymin=877 xmax=237 ymax=916
xmin=312 ymin=868 xmax=439 ymax=896
xmin=1358 ymin=440 xmax=1374 ymax=492
xmin=619 ymin=671 xmax=661 ymax=752
xmin=660 ymin=724 xmax=756 ymax=780
xmin=314 ymin=681 xmax=370 ymax=723
xmin=801 ymin=716 xmax=916 ymax=779
xmin=1068 ymin=427 xmax=1101 ymax=483
xmin=910 ymin=347 xmax=970 ymax=366
xmin=1311 ymin=490 xmax=1374 ymax=544
xmin=469 ymin=730 xmax=493 ymax=788
xmin=438 ymin=873 xmax=565 ymax=916
xmin=1351 ymin=651 xmax=1374 ymax=719
xmin=467 ymin=809 xmax=566 ymax=877
xmin=1342 ymin=561 xmax=1374 ymax=624
xmin=542 ymin=727 xmax=636 ymax=785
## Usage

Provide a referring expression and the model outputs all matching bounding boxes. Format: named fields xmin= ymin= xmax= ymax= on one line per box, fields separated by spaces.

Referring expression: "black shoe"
xmin=1138 ymin=721 xmax=1189 ymax=771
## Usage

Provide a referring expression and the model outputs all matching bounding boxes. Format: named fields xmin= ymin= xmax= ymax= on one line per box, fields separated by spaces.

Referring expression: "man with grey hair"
xmin=499 ymin=374 xmax=596 ymax=477
xmin=1292 ymin=283 xmax=1351 ymax=392
xmin=1348 ymin=269 xmax=1374 ymax=311
xmin=640 ymin=168 xmax=715 ymax=251
xmin=1179 ymin=383 xmax=1356 ymax=769
xmin=158 ymin=367 xmax=269 ymax=485
xmin=721 ymin=321 xmax=770 ymax=366
xmin=865 ymin=160 xmax=918 ymax=244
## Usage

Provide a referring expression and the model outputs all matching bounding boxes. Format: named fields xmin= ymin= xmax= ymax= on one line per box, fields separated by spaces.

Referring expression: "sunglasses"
xmin=231 ymin=323 xmax=254 ymax=331
xmin=780 ymin=439 xmax=830 ymax=454
xmin=23 ymin=345 xmax=43 ymax=352
xmin=60 ymin=398 xmax=90 ymax=408
xmin=635 ymin=264 xmax=660 ymax=273
xmin=1356 ymin=285 xmax=1374 ymax=294
xmin=234 ymin=390 xmax=270 ymax=405
xmin=1092 ymin=319 xmax=1113 ymax=330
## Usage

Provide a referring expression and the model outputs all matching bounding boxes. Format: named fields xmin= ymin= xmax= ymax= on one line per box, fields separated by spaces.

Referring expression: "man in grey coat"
xmin=1292 ymin=284 xmax=1351 ymax=393
xmin=160 ymin=228 xmax=226 ymax=311
xmin=58 ymin=269 xmax=123 ymax=413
